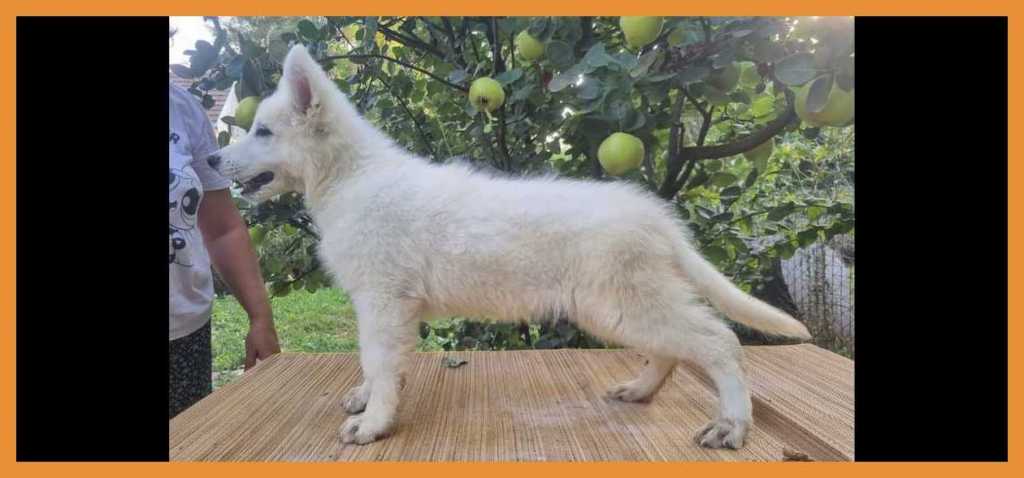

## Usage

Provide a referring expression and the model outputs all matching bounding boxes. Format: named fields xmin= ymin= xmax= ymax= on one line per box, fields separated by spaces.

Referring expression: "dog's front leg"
xmin=340 ymin=294 xmax=420 ymax=445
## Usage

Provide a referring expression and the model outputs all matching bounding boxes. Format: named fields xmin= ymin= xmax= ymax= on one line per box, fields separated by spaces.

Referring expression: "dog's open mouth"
xmin=236 ymin=172 xmax=275 ymax=195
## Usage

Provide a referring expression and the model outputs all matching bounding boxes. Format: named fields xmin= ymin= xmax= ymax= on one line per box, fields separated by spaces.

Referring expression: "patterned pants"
xmin=169 ymin=320 xmax=212 ymax=419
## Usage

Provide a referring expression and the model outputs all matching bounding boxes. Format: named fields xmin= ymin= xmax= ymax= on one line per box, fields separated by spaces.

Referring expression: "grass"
xmin=211 ymin=288 xmax=446 ymax=387
xmin=211 ymin=288 xmax=359 ymax=386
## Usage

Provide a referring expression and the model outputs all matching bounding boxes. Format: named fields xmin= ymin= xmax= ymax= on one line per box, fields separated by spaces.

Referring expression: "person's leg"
xmin=169 ymin=320 xmax=213 ymax=419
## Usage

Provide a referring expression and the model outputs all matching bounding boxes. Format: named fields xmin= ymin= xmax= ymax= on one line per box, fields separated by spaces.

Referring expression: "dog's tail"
xmin=677 ymin=244 xmax=812 ymax=340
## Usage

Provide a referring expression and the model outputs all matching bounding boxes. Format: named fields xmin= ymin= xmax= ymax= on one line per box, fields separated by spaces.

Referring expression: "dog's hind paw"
xmin=340 ymin=414 xmax=393 ymax=445
xmin=341 ymin=384 xmax=369 ymax=414
xmin=694 ymin=418 xmax=748 ymax=450
xmin=605 ymin=382 xmax=655 ymax=403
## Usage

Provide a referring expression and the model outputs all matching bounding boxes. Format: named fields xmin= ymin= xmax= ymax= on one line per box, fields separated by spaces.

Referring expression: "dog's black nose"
xmin=206 ymin=154 xmax=221 ymax=169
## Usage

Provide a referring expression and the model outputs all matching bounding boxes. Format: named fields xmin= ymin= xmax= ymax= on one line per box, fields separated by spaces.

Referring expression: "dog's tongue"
xmin=240 ymin=172 xmax=275 ymax=194
xmin=251 ymin=171 xmax=274 ymax=185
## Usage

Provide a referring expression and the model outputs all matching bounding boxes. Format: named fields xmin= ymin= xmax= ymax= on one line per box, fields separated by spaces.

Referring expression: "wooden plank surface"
xmin=170 ymin=345 xmax=853 ymax=462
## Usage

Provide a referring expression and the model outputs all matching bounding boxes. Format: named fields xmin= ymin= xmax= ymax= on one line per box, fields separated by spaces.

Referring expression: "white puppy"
xmin=208 ymin=45 xmax=811 ymax=450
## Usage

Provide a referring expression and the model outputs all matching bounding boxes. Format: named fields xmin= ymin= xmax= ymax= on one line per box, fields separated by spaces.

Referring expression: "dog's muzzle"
xmin=206 ymin=154 xmax=221 ymax=170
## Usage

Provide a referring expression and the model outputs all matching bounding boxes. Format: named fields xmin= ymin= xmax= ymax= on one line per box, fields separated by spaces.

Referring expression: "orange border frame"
xmin=1 ymin=1 xmax=1018 ymax=475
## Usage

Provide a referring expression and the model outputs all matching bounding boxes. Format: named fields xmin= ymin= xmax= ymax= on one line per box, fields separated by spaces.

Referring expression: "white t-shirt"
xmin=169 ymin=83 xmax=232 ymax=340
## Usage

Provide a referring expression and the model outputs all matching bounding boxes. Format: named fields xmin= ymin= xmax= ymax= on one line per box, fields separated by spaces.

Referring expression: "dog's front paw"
xmin=340 ymin=414 xmax=393 ymax=445
xmin=605 ymin=382 xmax=654 ymax=403
xmin=341 ymin=384 xmax=370 ymax=414
xmin=694 ymin=418 xmax=749 ymax=450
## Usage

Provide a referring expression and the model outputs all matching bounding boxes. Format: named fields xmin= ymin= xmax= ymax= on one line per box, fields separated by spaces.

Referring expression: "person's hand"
xmin=244 ymin=316 xmax=281 ymax=371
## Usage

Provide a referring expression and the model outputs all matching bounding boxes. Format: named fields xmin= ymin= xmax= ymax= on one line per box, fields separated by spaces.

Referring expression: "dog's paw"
xmin=341 ymin=384 xmax=369 ymax=414
xmin=694 ymin=418 xmax=749 ymax=450
xmin=605 ymin=382 xmax=654 ymax=403
xmin=339 ymin=414 xmax=393 ymax=445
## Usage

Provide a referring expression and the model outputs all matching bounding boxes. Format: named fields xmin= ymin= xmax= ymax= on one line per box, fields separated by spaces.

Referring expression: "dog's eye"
xmin=254 ymin=126 xmax=273 ymax=137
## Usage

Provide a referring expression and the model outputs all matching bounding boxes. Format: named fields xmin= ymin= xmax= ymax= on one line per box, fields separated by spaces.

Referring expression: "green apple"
xmin=598 ymin=132 xmax=645 ymax=176
xmin=707 ymin=62 xmax=740 ymax=92
xmin=235 ymin=96 xmax=261 ymax=130
xmin=515 ymin=31 xmax=545 ymax=61
xmin=468 ymin=77 xmax=506 ymax=113
xmin=743 ymin=138 xmax=774 ymax=164
xmin=794 ymin=84 xmax=824 ymax=127
xmin=794 ymin=82 xmax=854 ymax=127
xmin=620 ymin=16 xmax=664 ymax=50
xmin=739 ymin=61 xmax=761 ymax=87
xmin=815 ymin=86 xmax=854 ymax=126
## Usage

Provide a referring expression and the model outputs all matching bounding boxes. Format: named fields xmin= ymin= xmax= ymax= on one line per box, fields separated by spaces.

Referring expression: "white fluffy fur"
xmin=211 ymin=45 xmax=811 ymax=449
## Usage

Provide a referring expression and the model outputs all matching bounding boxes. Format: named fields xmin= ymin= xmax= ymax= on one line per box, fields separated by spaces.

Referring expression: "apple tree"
xmin=175 ymin=16 xmax=854 ymax=349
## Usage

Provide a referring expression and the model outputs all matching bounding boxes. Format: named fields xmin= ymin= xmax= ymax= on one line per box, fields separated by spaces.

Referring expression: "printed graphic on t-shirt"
xmin=169 ymin=129 xmax=203 ymax=268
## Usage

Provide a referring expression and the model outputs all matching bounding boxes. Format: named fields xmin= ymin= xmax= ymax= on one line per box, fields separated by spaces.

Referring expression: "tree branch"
xmin=373 ymin=73 xmax=437 ymax=160
xmin=377 ymin=24 xmax=446 ymax=60
xmin=576 ymin=17 xmax=594 ymax=58
xmin=439 ymin=17 xmax=466 ymax=67
xmin=686 ymin=99 xmax=796 ymax=160
xmin=484 ymin=17 xmax=513 ymax=171
xmin=657 ymin=91 xmax=688 ymax=198
xmin=322 ymin=54 xmax=468 ymax=92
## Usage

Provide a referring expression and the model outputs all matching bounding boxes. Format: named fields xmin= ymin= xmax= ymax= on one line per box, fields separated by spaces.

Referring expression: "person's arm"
xmin=198 ymin=189 xmax=281 ymax=370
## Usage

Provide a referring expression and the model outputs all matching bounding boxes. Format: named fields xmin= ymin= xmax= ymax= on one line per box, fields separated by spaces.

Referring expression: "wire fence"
xmin=781 ymin=233 xmax=855 ymax=358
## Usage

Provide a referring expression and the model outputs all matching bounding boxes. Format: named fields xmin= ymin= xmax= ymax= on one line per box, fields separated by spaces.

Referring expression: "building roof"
xmin=170 ymin=345 xmax=854 ymax=461
xmin=169 ymin=71 xmax=231 ymax=126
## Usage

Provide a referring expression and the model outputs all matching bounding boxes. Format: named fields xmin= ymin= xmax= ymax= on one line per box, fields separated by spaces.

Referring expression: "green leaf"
xmin=696 ymin=205 xmax=715 ymax=219
xmin=776 ymin=241 xmax=796 ymax=259
xmin=827 ymin=220 xmax=854 ymax=238
xmin=721 ymin=185 xmax=742 ymax=199
xmin=548 ymin=64 xmax=584 ymax=92
xmin=641 ymin=73 xmax=677 ymax=83
xmin=750 ymin=94 xmax=775 ymax=118
xmin=582 ymin=43 xmax=614 ymax=68
xmin=631 ymin=50 xmax=658 ymax=78
xmin=217 ymin=131 xmax=231 ymax=148
xmin=774 ymin=53 xmax=819 ymax=86
xmin=711 ymin=212 xmax=734 ymax=222
xmin=807 ymin=206 xmax=824 ymax=222
xmin=447 ymin=68 xmax=467 ymax=85
xmin=711 ymin=172 xmax=738 ymax=187
xmin=688 ymin=170 xmax=710 ymax=188
xmin=546 ymin=40 xmax=573 ymax=68
xmin=797 ymin=228 xmax=820 ymax=247
xmin=577 ymin=79 xmax=602 ymax=100
xmin=494 ymin=69 xmax=522 ymax=86
xmin=298 ymin=20 xmax=321 ymax=41
xmin=753 ymin=40 xmax=786 ymax=63
xmin=711 ymin=48 xmax=736 ymax=69
xmin=768 ymin=203 xmax=796 ymax=221
xmin=676 ymin=65 xmax=710 ymax=85
xmin=703 ymin=246 xmax=729 ymax=264
xmin=363 ymin=16 xmax=379 ymax=48
xmin=704 ymin=85 xmax=731 ymax=106
xmin=805 ymin=74 xmax=833 ymax=113
xmin=527 ymin=17 xmax=551 ymax=40
xmin=744 ymin=168 xmax=759 ymax=188
xmin=511 ymin=84 xmax=535 ymax=103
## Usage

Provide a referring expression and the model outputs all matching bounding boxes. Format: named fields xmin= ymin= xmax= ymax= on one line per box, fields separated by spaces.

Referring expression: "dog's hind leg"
xmin=605 ymin=355 xmax=676 ymax=403
xmin=340 ymin=294 xmax=422 ymax=445
xmin=583 ymin=282 xmax=752 ymax=449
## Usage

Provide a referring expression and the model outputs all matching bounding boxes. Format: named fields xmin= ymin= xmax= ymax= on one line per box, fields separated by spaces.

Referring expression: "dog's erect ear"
xmin=282 ymin=45 xmax=327 ymax=116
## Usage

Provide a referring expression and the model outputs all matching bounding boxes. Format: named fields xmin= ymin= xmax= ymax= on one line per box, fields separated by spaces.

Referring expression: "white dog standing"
xmin=208 ymin=45 xmax=811 ymax=450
